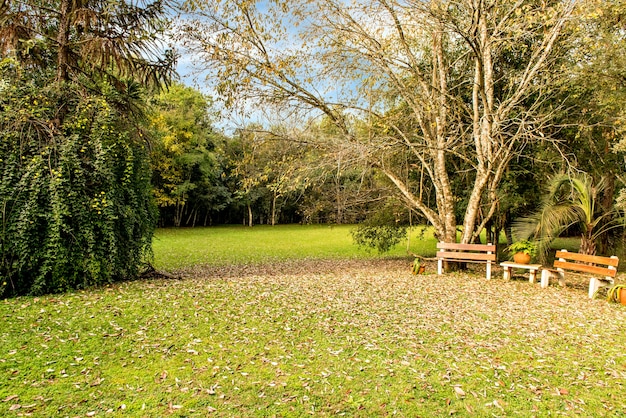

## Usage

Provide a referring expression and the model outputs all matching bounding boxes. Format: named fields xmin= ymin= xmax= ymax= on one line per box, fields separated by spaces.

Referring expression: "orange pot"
xmin=620 ymin=288 xmax=626 ymax=306
xmin=513 ymin=252 xmax=531 ymax=264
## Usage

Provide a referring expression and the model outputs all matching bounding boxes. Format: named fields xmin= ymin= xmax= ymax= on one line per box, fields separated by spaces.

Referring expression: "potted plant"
xmin=606 ymin=284 xmax=626 ymax=305
xmin=412 ymin=258 xmax=426 ymax=275
xmin=507 ymin=240 xmax=537 ymax=264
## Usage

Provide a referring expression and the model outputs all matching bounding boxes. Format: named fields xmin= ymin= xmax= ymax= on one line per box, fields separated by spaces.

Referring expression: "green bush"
xmin=350 ymin=204 xmax=407 ymax=253
xmin=0 ymin=65 xmax=156 ymax=297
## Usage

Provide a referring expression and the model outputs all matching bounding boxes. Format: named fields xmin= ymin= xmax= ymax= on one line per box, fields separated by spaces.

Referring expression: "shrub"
xmin=351 ymin=204 xmax=407 ymax=253
xmin=0 ymin=67 xmax=156 ymax=297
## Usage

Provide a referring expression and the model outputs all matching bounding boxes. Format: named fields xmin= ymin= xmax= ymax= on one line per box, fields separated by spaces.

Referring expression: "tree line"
xmin=1 ymin=0 xmax=625 ymax=296
xmin=148 ymin=84 xmax=394 ymax=227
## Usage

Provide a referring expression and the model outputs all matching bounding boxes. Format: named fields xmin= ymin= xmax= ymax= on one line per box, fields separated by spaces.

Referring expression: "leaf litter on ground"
xmin=1 ymin=259 xmax=625 ymax=416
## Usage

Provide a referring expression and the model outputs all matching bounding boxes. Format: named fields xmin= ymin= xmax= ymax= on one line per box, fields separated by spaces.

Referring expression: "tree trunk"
xmin=504 ymin=210 xmax=514 ymax=246
xmin=580 ymin=231 xmax=597 ymax=256
xmin=56 ymin=0 xmax=71 ymax=83
xmin=494 ymin=224 xmax=502 ymax=255
xmin=335 ymin=176 xmax=343 ymax=224
xmin=485 ymin=218 xmax=493 ymax=244
xmin=174 ymin=201 xmax=183 ymax=227
xmin=271 ymin=193 xmax=277 ymax=226
xmin=186 ymin=206 xmax=198 ymax=227
xmin=248 ymin=204 xmax=253 ymax=227
xmin=598 ymin=174 xmax=615 ymax=254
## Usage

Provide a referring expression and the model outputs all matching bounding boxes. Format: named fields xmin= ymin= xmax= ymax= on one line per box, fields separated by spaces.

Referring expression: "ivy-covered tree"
xmin=0 ymin=0 xmax=174 ymax=297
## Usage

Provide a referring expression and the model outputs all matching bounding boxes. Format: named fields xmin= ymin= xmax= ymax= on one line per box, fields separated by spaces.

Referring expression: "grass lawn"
xmin=151 ymin=224 xmax=437 ymax=271
xmin=152 ymin=224 xmax=581 ymax=272
xmin=1 ymin=226 xmax=624 ymax=417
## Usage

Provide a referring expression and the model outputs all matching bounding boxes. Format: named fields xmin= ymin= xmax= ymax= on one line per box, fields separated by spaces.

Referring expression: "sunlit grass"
xmin=152 ymin=224 xmax=584 ymax=272
xmin=152 ymin=224 xmax=439 ymax=271
xmin=1 ymin=259 xmax=624 ymax=417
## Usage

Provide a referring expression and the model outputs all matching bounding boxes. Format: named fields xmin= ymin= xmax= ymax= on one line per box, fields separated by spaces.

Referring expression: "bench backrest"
xmin=436 ymin=242 xmax=497 ymax=262
xmin=553 ymin=250 xmax=619 ymax=278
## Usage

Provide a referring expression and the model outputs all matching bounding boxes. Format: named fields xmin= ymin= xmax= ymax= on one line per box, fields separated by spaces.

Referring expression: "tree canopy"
xmin=177 ymin=0 xmax=577 ymax=244
xmin=0 ymin=0 xmax=174 ymax=297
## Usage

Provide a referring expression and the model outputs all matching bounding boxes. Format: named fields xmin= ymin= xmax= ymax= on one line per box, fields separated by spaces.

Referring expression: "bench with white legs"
xmin=540 ymin=250 xmax=619 ymax=298
xmin=436 ymin=242 xmax=496 ymax=280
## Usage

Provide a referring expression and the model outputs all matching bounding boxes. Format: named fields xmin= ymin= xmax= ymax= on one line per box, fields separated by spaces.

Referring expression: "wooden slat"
xmin=436 ymin=251 xmax=496 ymax=262
xmin=555 ymin=251 xmax=619 ymax=267
xmin=553 ymin=260 xmax=617 ymax=277
xmin=437 ymin=242 xmax=496 ymax=252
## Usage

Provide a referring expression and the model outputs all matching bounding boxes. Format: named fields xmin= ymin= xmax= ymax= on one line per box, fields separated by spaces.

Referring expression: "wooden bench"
xmin=436 ymin=242 xmax=496 ymax=280
xmin=540 ymin=250 xmax=619 ymax=298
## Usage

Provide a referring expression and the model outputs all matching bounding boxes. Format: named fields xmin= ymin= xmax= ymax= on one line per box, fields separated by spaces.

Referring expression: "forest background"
xmin=2 ymin=0 xmax=626 ymax=296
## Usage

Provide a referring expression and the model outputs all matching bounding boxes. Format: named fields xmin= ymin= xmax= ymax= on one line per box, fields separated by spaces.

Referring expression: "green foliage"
xmin=411 ymin=257 xmax=425 ymax=274
xmin=604 ymin=284 xmax=626 ymax=303
xmin=0 ymin=64 xmax=157 ymax=297
xmin=148 ymin=83 xmax=230 ymax=226
xmin=350 ymin=205 xmax=407 ymax=254
xmin=0 ymin=0 xmax=172 ymax=297
xmin=513 ymin=173 xmax=623 ymax=261
xmin=0 ymin=0 xmax=175 ymax=87
xmin=506 ymin=240 xmax=538 ymax=257
xmin=351 ymin=225 xmax=407 ymax=254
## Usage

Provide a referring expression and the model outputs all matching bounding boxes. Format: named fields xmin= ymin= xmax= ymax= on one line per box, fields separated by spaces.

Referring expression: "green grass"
xmin=3 ymin=226 xmax=624 ymax=417
xmin=152 ymin=225 xmax=438 ymax=270
xmin=1 ymin=260 xmax=625 ymax=417
xmin=152 ymin=224 xmax=583 ymax=272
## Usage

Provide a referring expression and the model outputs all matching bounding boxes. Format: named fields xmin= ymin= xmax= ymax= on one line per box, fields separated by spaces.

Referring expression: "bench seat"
xmin=500 ymin=262 xmax=542 ymax=283
xmin=540 ymin=250 xmax=619 ymax=298
xmin=436 ymin=242 xmax=496 ymax=280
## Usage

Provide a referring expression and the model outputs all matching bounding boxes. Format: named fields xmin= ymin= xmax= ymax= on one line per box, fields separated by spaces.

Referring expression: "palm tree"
xmin=513 ymin=173 xmax=621 ymax=262
xmin=0 ymin=0 xmax=174 ymax=91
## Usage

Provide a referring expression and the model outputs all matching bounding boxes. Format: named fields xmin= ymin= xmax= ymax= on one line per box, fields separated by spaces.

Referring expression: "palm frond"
xmin=511 ymin=172 xmax=617 ymax=261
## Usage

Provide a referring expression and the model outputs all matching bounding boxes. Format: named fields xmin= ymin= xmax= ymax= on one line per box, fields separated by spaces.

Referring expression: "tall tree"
xmin=179 ymin=0 xmax=575 ymax=244
xmin=149 ymin=83 xmax=229 ymax=227
xmin=0 ymin=0 xmax=173 ymax=296
xmin=565 ymin=0 xmax=626 ymax=206
xmin=1 ymin=0 xmax=174 ymax=89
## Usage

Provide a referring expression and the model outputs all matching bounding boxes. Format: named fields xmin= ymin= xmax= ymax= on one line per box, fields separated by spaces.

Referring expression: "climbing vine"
xmin=0 ymin=62 xmax=156 ymax=296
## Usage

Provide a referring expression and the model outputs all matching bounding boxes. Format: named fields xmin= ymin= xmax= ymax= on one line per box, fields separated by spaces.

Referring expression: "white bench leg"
xmin=588 ymin=277 xmax=613 ymax=299
xmin=503 ymin=266 xmax=511 ymax=281
xmin=541 ymin=270 xmax=565 ymax=288
xmin=486 ymin=261 xmax=492 ymax=280
xmin=437 ymin=259 xmax=443 ymax=275
xmin=529 ymin=269 xmax=537 ymax=283
xmin=589 ymin=278 xmax=600 ymax=299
